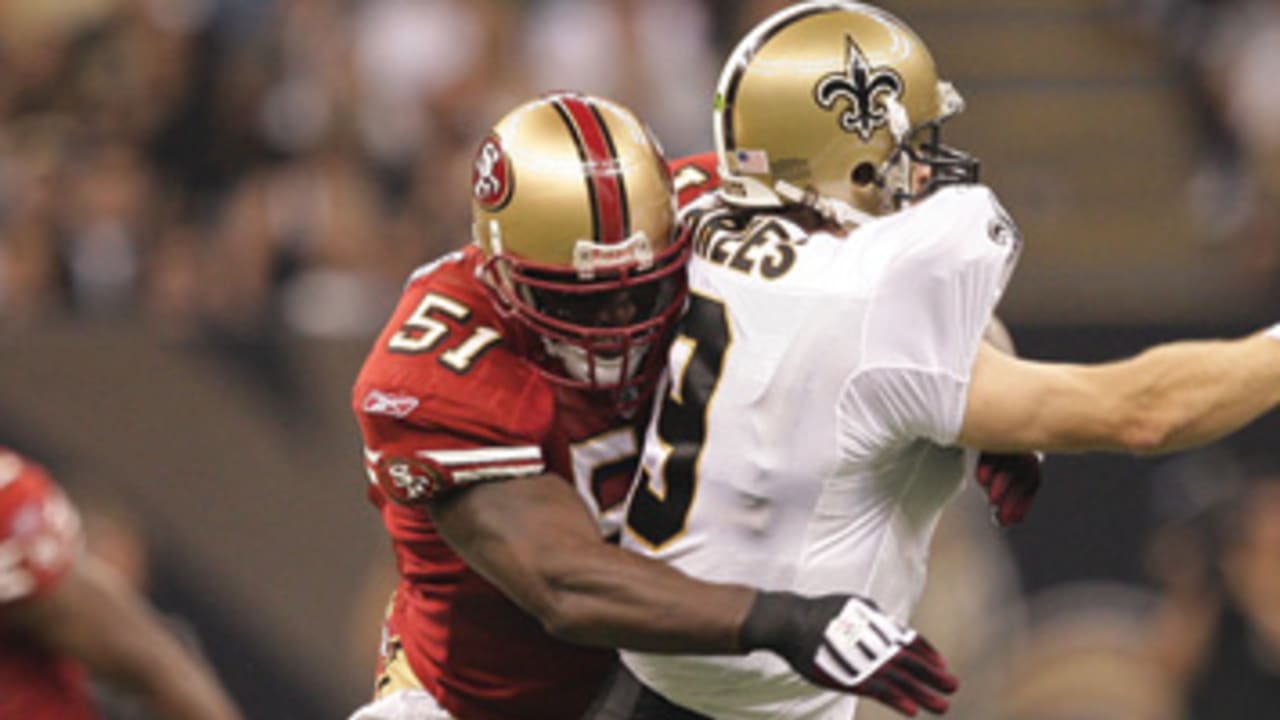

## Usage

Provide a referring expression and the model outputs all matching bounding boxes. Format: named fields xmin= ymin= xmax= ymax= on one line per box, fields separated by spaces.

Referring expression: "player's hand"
xmin=740 ymin=592 xmax=957 ymax=716
xmin=976 ymin=451 xmax=1044 ymax=527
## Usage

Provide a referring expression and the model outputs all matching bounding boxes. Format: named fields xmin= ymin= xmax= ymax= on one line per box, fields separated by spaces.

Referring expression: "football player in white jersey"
xmin=586 ymin=3 xmax=1280 ymax=719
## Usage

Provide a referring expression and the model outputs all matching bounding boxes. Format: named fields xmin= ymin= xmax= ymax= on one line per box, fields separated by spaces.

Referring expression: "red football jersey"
xmin=0 ymin=450 xmax=100 ymax=720
xmin=352 ymin=246 xmax=644 ymax=720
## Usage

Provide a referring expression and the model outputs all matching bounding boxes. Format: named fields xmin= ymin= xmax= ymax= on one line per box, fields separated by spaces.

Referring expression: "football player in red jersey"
xmin=0 ymin=448 xmax=242 ymax=720
xmin=349 ymin=92 xmax=956 ymax=720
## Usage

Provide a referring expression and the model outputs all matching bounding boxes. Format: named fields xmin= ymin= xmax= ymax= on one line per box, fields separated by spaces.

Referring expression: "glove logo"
xmin=814 ymin=36 xmax=904 ymax=142
xmin=473 ymin=135 xmax=514 ymax=211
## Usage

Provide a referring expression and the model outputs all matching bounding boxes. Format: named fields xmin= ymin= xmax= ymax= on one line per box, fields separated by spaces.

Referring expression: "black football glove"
xmin=976 ymin=451 xmax=1044 ymax=527
xmin=741 ymin=591 xmax=957 ymax=716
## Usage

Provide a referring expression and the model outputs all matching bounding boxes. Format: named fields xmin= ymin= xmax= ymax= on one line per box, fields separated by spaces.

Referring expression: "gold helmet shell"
xmin=714 ymin=1 xmax=972 ymax=213
xmin=470 ymin=92 xmax=688 ymax=402
xmin=472 ymin=92 xmax=677 ymax=268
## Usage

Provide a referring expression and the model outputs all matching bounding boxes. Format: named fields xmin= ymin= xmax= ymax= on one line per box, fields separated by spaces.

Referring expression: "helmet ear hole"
xmin=851 ymin=162 xmax=878 ymax=187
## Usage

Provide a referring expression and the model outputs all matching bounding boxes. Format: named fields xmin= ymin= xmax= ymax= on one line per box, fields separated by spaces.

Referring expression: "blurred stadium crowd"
xmin=1 ymin=0 xmax=1279 ymax=718
xmin=1135 ymin=0 xmax=1280 ymax=241
xmin=2 ymin=0 xmax=1280 ymax=339
xmin=0 ymin=0 xmax=788 ymax=341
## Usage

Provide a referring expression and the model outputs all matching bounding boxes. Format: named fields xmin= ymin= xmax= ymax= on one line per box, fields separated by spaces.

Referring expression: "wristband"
xmin=739 ymin=591 xmax=844 ymax=660
xmin=1266 ymin=323 xmax=1280 ymax=343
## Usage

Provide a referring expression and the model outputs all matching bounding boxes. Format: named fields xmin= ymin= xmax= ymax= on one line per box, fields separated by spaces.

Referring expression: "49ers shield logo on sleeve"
xmin=473 ymin=134 xmax=514 ymax=211
xmin=376 ymin=457 xmax=446 ymax=505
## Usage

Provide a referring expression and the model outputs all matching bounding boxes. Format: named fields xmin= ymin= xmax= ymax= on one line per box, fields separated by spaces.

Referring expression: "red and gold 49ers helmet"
xmin=471 ymin=92 xmax=689 ymax=406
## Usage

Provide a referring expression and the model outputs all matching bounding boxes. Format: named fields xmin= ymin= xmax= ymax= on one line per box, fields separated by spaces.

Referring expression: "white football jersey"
xmin=621 ymin=185 xmax=1021 ymax=719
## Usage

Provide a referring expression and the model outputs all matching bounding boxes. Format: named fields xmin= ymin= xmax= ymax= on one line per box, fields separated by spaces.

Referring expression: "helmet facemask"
xmin=480 ymin=229 xmax=690 ymax=411
xmin=879 ymin=85 xmax=979 ymax=208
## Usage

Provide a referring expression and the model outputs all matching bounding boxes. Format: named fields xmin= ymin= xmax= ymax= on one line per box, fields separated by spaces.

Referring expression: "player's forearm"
xmin=432 ymin=474 xmax=753 ymax=653
xmin=115 ymin=631 xmax=244 ymax=720
xmin=60 ymin=561 xmax=243 ymax=720
xmin=118 ymin=648 xmax=243 ymax=720
xmin=530 ymin=542 xmax=755 ymax=652
xmin=1108 ymin=330 xmax=1280 ymax=453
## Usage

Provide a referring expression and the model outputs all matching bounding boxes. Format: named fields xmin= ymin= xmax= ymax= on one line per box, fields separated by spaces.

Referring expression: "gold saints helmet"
xmin=714 ymin=1 xmax=977 ymax=215
xmin=471 ymin=92 xmax=689 ymax=406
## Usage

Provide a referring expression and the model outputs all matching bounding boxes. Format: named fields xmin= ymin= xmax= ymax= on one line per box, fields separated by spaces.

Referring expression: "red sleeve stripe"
xmin=551 ymin=94 xmax=630 ymax=246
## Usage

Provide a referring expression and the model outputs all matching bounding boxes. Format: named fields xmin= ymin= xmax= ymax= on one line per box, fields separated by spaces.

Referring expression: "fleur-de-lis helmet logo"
xmin=814 ymin=36 xmax=904 ymax=142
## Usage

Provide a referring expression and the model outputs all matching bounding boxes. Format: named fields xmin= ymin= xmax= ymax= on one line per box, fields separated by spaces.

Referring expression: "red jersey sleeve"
xmin=670 ymin=152 xmax=721 ymax=208
xmin=352 ymin=249 xmax=557 ymax=507
xmin=0 ymin=451 xmax=82 ymax=605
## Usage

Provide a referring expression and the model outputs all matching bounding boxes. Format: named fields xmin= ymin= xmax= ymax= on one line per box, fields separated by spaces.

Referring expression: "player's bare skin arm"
xmin=5 ymin=557 xmax=243 ymax=720
xmin=960 ymin=330 xmax=1280 ymax=454
xmin=430 ymin=472 xmax=957 ymax=712
xmin=431 ymin=472 xmax=754 ymax=653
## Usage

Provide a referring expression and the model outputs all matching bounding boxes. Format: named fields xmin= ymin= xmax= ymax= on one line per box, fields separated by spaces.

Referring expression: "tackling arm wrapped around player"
xmin=430 ymin=464 xmax=955 ymax=706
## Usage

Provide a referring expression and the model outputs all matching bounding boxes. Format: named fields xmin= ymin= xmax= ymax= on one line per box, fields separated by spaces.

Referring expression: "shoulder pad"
xmin=861 ymin=184 xmax=1021 ymax=377
xmin=670 ymin=152 xmax=721 ymax=209
xmin=352 ymin=253 xmax=557 ymax=503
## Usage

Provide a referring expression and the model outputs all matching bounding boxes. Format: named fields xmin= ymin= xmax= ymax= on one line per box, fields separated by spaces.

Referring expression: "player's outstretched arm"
xmin=6 ymin=556 xmax=243 ymax=720
xmin=959 ymin=328 xmax=1280 ymax=454
xmin=431 ymin=473 xmax=956 ymax=715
